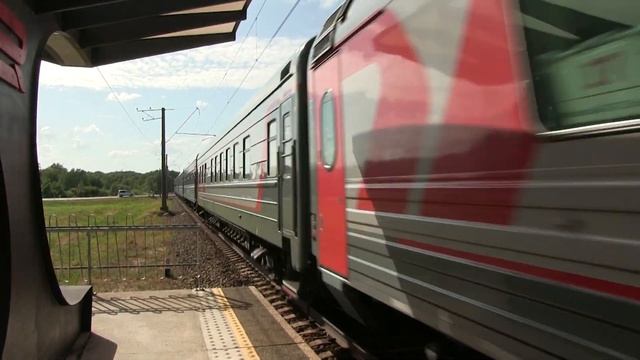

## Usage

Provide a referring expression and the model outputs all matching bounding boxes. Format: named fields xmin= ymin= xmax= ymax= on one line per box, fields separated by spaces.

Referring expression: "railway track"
xmin=175 ymin=197 xmax=361 ymax=360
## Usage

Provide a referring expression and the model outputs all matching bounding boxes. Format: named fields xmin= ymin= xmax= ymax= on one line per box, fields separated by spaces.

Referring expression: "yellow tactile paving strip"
xmin=215 ymin=288 xmax=260 ymax=360
xmin=197 ymin=288 xmax=260 ymax=360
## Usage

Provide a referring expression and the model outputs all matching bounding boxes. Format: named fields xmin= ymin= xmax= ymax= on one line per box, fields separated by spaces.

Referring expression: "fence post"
xmin=86 ymin=231 xmax=92 ymax=285
xmin=196 ymin=231 xmax=201 ymax=290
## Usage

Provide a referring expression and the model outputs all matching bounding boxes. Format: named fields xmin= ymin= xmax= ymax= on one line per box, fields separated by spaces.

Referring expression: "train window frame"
xmin=226 ymin=148 xmax=231 ymax=180
xmin=283 ymin=112 xmax=292 ymax=140
xmin=221 ymin=151 xmax=226 ymax=182
xmin=219 ymin=154 xmax=223 ymax=182
xmin=320 ymin=90 xmax=337 ymax=170
xmin=518 ymin=2 xmax=640 ymax=140
xmin=214 ymin=155 xmax=218 ymax=182
xmin=267 ymin=119 xmax=278 ymax=177
xmin=243 ymin=135 xmax=250 ymax=179
xmin=233 ymin=142 xmax=240 ymax=179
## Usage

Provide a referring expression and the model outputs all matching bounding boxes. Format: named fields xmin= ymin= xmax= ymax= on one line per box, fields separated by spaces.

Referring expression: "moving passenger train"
xmin=175 ymin=1 xmax=640 ymax=358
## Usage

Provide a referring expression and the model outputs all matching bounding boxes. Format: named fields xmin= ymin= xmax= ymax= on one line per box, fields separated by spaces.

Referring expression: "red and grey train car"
xmin=176 ymin=1 xmax=640 ymax=358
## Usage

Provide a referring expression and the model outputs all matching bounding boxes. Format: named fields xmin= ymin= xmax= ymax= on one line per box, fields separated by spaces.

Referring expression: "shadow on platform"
xmin=93 ymin=290 xmax=252 ymax=315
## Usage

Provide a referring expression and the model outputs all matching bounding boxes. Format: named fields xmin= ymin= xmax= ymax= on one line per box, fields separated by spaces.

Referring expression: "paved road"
xmin=42 ymin=195 xmax=150 ymax=201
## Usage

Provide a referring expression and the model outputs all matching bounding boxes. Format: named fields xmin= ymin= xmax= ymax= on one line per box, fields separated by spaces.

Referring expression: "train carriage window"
xmin=283 ymin=113 xmax=292 ymax=140
xmin=519 ymin=1 xmax=640 ymax=132
xmin=210 ymin=159 xmax=214 ymax=182
xmin=204 ymin=163 xmax=207 ymax=183
xmin=243 ymin=136 xmax=250 ymax=179
xmin=267 ymin=120 xmax=277 ymax=176
xmin=214 ymin=155 xmax=218 ymax=182
xmin=233 ymin=143 xmax=240 ymax=179
xmin=219 ymin=154 xmax=223 ymax=182
xmin=221 ymin=152 xmax=226 ymax=182
xmin=320 ymin=91 xmax=337 ymax=169
xmin=226 ymin=148 xmax=231 ymax=180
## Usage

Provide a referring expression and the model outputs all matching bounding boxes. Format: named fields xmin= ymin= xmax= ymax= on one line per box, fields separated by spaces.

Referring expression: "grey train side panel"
xmin=317 ymin=1 xmax=640 ymax=359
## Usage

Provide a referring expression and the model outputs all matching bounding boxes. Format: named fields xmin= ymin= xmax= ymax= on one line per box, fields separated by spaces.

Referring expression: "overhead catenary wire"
xmin=96 ymin=67 xmax=149 ymax=141
xmin=207 ymin=0 xmax=268 ymax=103
xmin=175 ymin=0 xmax=268 ymax=137
xmin=167 ymin=107 xmax=201 ymax=143
xmin=207 ymin=0 xmax=302 ymax=134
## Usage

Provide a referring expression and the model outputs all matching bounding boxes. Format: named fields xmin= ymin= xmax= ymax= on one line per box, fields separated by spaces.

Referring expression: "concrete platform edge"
xmin=247 ymin=286 xmax=320 ymax=360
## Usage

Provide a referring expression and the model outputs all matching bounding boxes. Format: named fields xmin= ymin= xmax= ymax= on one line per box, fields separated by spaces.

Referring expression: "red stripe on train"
xmin=399 ymin=239 xmax=640 ymax=303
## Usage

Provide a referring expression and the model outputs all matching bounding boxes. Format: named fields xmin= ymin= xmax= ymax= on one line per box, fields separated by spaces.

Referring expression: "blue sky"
xmin=37 ymin=0 xmax=341 ymax=173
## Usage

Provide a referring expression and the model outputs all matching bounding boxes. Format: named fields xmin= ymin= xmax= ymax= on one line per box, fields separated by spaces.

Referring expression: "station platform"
xmin=78 ymin=287 xmax=318 ymax=360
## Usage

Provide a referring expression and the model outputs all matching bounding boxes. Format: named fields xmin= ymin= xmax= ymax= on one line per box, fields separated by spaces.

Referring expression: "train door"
xmin=279 ymin=98 xmax=296 ymax=238
xmin=312 ymin=56 xmax=348 ymax=277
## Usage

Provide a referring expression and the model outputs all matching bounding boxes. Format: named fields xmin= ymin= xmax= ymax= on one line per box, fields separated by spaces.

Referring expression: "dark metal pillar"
xmin=161 ymin=107 xmax=168 ymax=211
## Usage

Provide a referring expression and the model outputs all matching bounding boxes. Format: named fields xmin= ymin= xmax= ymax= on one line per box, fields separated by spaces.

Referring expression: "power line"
xmin=207 ymin=0 xmax=302 ymax=133
xmin=173 ymin=0 xmax=267 ymax=140
xmin=96 ymin=67 xmax=149 ymax=140
xmin=206 ymin=0 xmax=268 ymax=103
xmin=167 ymin=107 xmax=201 ymax=143
xmin=184 ymin=0 xmax=267 ymax=125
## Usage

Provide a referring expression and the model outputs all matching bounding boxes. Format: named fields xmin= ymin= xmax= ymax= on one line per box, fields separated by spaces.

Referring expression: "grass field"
xmin=44 ymin=197 xmax=168 ymax=226
xmin=43 ymin=197 xmax=198 ymax=292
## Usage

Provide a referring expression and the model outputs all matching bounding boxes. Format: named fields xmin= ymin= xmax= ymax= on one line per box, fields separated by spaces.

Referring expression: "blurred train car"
xmin=175 ymin=158 xmax=197 ymax=204
xmin=177 ymin=38 xmax=315 ymax=273
xmin=177 ymin=0 xmax=640 ymax=358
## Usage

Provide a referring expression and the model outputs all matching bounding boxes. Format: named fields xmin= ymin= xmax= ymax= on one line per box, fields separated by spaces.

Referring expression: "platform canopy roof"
xmin=30 ymin=0 xmax=250 ymax=67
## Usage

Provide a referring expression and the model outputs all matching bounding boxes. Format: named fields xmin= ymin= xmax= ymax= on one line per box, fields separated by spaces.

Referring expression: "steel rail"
xmin=174 ymin=197 xmax=356 ymax=359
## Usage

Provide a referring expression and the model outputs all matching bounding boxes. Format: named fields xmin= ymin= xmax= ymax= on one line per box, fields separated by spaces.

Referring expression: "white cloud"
xmin=70 ymin=124 xmax=101 ymax=149
xmin=39 ymin=36 xmax=306 ymax=91
xmin=74 ymin=124 xmax=101 ymax=134
xmin=39 ymin=126 xmax=55 ymax=140
xmin=109 ymin=149 xmax=139 ymax=158
xmin=196 ymin=100 xmax=208 ymax=109
xmin=106 ymin=92 xmax=141 ymax=102
xmin=317 ymin=0 xmax=341 ymax=8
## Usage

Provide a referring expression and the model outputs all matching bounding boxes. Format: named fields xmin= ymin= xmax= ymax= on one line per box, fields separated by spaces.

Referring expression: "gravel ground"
xmin=168 ymin=197 xmax=252 ymax=289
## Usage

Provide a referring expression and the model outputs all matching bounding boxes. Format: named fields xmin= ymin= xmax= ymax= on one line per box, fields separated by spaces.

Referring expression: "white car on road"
xmin=117 ymin=189 xmax=133 ymax=198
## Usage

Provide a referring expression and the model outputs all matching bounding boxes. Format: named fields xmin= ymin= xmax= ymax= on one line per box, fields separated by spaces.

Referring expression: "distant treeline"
xmin=40 ymin=163 xmax=179 ymax=198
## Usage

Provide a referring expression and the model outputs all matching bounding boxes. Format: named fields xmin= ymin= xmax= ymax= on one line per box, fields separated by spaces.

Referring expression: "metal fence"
xmin=45 ymin=214 xmax=202 ymax=287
